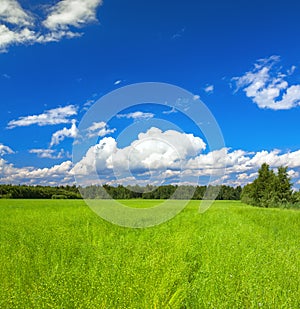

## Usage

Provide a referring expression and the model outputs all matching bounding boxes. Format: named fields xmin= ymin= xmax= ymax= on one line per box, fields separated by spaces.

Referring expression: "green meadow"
xmin=0 ymin=199 xmax=299 ymax=308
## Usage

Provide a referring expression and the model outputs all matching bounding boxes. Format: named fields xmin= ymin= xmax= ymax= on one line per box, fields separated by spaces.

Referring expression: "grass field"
xmin=0 ymin=199 xmax=299 ymax=308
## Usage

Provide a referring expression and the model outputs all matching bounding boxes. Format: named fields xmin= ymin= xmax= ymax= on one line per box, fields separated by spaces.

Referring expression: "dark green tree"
xmin=273 ymin=166 xmax=293 ymax=205
xmin=241 ymin=183 xmax=256 ymax=205
xmin=253 ymin=163 xmax=276 ymax=207
xmin=241 ymin=163 xmax=294 ymax=208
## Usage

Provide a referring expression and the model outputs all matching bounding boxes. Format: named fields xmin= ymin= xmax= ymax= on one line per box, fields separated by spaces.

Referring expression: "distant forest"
xmin=0 ymin=184 xmax=242 ymax=200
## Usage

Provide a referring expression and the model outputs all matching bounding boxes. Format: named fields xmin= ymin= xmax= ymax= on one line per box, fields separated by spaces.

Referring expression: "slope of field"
xmin=0 ymin=199 xmax=299 ymax=308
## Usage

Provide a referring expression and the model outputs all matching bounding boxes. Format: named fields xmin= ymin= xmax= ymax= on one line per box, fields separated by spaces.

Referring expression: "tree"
xmin=241 ymin=163 xmax=294 ymax=208
xmin=241 ymin=183 xmax=256 ymax=205
xmin=273 ymin=166 xmax=293 ymax=205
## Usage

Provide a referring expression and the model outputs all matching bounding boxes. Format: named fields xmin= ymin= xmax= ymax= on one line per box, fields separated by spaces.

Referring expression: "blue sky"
xmin=1 ymin=0 xmax=300 ymax=188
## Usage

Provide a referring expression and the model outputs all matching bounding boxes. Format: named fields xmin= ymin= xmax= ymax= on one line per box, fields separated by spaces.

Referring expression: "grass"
xmin=0 ymin=199 xmax=299 ymax=308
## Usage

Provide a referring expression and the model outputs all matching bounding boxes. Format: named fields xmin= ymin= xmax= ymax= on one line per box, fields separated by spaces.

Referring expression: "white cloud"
xmin=0 ymin=1 xmax=38 ymax=52
xmin=86 ymin=121 xmax=116 ymax=138
xmin=28 ymin=160 xmax=73 ymax=178
xmin=7 ymin=105 xmax=77 ymax=128
xmin=233 ymin=56 xmax=300 ymax=110
xmin=43 ymin=0 xmax=103 ymax=30
xmin=50 ymin=120 xmax=78 ymax=147
xmin=114 ymin=80 xmax=122 ymax=85
xmin=113 ymin=127 xmax=206 ymax=171
xmin=204 ymin=85 xmax=214 ymax=94
xmin=72 ymin=128 xmax=300 ymax=187
xmin=0 ymin=0 xmax=33 ymax=26
xmin=246 ymin=149 xmax=300 ymax=169
xmin=117 ymin=111 xmax=154 ymax=120
xmin=73 ymin=136 xmax=117 ymax=177
xmin=187 ymin=148 xmax=248 ymax=172
xmin=287 ymin=169 xmax=299 ymax=178
xmin=193 ymin=95 xmax=200 ymax=101
xmin=0 ymin=158 xmax=74 ymax=185
xmin=199 ymin=148 xmax=300 ymax=185
xmin=236 ymin=172 xmax=258 ymax=181
xmin=36 ymin=30 xmax=81 ymax=43
xmin=0 ymin=0 xmax=103 ymax=53
xmin=73 ymin=127 xmax=206 ymax=179
xmin=0 ymin=23 xmax=80 ymax=53
xmin=0 ymin=143 xmax=14 ymax=156
xmin=2 ymin=127 xmax=300 ymax=187
xmin=29 ymin=148 xmax=67 ymax=159
xmin=0 ymin=24 xmax=36 ymax=52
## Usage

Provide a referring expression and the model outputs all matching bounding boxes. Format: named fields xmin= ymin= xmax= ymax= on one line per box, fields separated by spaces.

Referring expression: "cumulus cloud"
xmin=112 ymin=128 xmax=206 ymax=171
xmin=75 ymin=134 xmax=300 ymax=187
xmin=186 ymin=148 xmax=248 ymax=172
xmin=0 ymin=25 xmax=80 ymax=53
xmin=71 ymin=128 xmax=300 ymax=187
xmin=0 ymin=24 xmax=36 ymax=52
xmin=0 ymin=0 xmax=33 ymax=26
xmin=43 ymin=0 xmax=102 ymax=30
xmin=73 ymin=136 xmax=117 ymax=178
xmin=7 ymin=105 xmax=77 ymax=128
xmin=50 ymin=120 xmax=78 ymax=147
xmin=233 ymin=56 xmax=300 ymax=110
xmin=86 ymin=121 xmax=116 ymax=138
xmin=0 ymin=0 xmax=103 ymax=52
xmin=236 ymin=172 xmax=258 ymax=181
xmin=287 ymin=169 xmax=299 ymax=179
xmin=2 ymin=127 xmax=300 ymax=187
xmin=29 ymin=148 xmax=67 ymax=159
xmin=0 ymin=143 xmax=14 ymax=156
xmin=117 ymin=111 xmax=154 ymax=120
xmin=195 ymin=148 xmax=300 ymax=186
xmin=0 ymin=157 xmax=74 ymax=185
xmin=73 ymin=127 xmax=206 ymax=180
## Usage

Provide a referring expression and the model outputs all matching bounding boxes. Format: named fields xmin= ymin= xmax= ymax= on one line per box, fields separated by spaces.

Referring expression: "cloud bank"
xmin=1 ymin=127 xmax=300 ymax=188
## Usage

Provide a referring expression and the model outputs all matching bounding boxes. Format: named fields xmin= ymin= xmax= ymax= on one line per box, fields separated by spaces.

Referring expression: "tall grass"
xmin=0 ymin=199 xmax=299 ymax=308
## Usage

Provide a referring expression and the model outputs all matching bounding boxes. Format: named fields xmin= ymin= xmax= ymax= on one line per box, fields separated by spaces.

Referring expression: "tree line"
xmin=0 ymin=183 xmax=242 ymax=200
xmin=81 ymin=184 xmax=242 ymax=200
xmin=0 ymin=184 xmax=81 ymax=199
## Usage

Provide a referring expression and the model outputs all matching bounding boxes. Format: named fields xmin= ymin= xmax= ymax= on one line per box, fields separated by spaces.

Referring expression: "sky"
xmin=1 ymin=0 xmax=300 ymax=188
